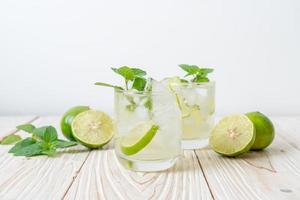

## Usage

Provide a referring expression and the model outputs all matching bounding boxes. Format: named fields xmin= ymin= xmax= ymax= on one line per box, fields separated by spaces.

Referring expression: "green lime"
xmin=61 ymin=106 xmax=90 ymax=141
xmin=120 ymin=122 xmax=159 ymax=156
xmin=71 ymin=110 xmax=114 ymax=149
xmin=246 ymin=112 xmax=275 ymax=150
xmin=209 ymin=114 xmax=256 ymax=157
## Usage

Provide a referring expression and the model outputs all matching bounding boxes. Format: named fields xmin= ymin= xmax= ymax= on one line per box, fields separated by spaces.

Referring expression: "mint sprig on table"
xmin=95 ymin=66 xmax=152 ymax=111
xmin=179 ymin=64 xmax=214 ymax=83
xmin=7 ymin=124 xmax=77 ymax=157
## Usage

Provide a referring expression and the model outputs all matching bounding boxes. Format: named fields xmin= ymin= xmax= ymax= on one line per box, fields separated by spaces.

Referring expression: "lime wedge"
xmin=163 ymin=77 xmax=195 ymax=118
xmin=209 ymin=114 xmax=255 ymax=157
xmin=121 ymin=122 xmax=159 ymax=156
xmin=71 ymin=110 xmax=114 ymax=149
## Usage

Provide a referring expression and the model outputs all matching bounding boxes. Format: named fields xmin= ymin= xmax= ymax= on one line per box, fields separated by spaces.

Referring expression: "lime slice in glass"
xmin=209 ymin=114 xmax=255 ymax=157
xmin=71 ymin=110 xmax=114 ymax=149
xmin=162 ymin=77 xmax=194 ymax=118
xmin=120 ymin=122 xmax=159 ymax=156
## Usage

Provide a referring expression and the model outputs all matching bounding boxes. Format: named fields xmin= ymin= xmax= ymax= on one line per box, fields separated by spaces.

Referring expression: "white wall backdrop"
xmin=0 ymin=0 xmax=299 ymax=116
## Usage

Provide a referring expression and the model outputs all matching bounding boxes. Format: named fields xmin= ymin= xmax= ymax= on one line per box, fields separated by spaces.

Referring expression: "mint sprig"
xmin=9 ymin=124 xmax=77 ymax=157
xmin=95 ymin=66 xmax=152 ymax=112
xmin=0 ymin=134 xmax=22 ymax=145
xmin=179 ymin=64 xmax=213 ymax=83
xmin=95 ymin=66 xmax=148 ymax=91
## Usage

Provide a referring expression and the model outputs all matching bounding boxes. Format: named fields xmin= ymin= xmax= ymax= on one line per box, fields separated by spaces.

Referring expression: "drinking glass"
xmin=114 ymin=81 xmax=182 ymax=172
xmin=171 ymin=81 xmax=215 ymax=149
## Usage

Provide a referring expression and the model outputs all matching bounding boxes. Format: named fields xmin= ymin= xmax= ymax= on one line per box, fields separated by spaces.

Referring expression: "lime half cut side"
xmin=209 ymin=114 xmax=255 ymax=157
xmin=71 ymin=110 xmax=114 ymax=149
xmin=121 ymin=122 xmax=159 ymax=156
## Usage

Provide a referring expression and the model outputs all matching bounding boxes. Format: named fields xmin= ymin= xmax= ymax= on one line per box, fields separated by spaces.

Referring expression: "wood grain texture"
xmin=195 ymin=117 xmax=300 ymax=200
xmin=0 ymin=116 xmax=300 ymax=200
xmin=0 ymin=116 xmax=36 ymax=138
xmin=64 ymin=150 xmax=213 ymax=200
xmin=0 ymin=116 xmax=90 ymax=200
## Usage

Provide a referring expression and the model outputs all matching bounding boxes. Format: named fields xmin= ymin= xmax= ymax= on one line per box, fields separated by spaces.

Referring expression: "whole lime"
xmin=61 ymin=106 xmax=90 ymax=141
xmin=246 ymin=112 xmax=275 ymax=150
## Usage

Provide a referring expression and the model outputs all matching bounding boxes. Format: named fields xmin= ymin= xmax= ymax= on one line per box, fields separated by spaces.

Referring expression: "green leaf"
xmin=144 ymin=98 xmax=152 ymax=110
xmin=94 ymin=82 xmax=124 ymax=90
xmin=13 ymin=143 xmax=43 ymax=157
xmin=131 ymin=68 xmax=146 ymax=77
xmin=111 ymin=66 xmax=135 ymax=81
xmin=132 ymin=77 xmax=147 ymax=91
xmin=180 ymin=79 xmax=189 ymax=83
xmin=198 ymin=68 xmax=214 ymax=76
xmin=193 ymin=76 xmax=209 ymax=83
xmin=43 ymin=126 xmax=58 ymax=142
xmin=9 ymin=138 xmax=36 ymax=153
xmin=16 ymin=124 xmax=36 ymax=133
xmin=125 ymin=95 xmax=138 ymax=112
xmin=53 ymin=140 xmax=77 ymax=148
xmin=42 ymin=148 xmax=56 ymax=157
xmin=1 ymin=134 xmax=22 ymax=145
xmin=32 ymin=126 xmax=47 ymax=140
xmin=178 ymin=64 xmax=200 ymax=76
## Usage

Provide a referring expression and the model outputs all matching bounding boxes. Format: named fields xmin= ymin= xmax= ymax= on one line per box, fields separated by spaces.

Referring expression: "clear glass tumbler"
xmin=171 ymin=81 xmax=215 ymax=149
xmin=114 ymin=81 xmax=182 ymax=172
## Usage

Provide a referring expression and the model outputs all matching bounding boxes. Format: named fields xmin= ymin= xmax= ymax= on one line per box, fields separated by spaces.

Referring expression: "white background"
xmin=0 ymin=0 xmax=299 ymax=116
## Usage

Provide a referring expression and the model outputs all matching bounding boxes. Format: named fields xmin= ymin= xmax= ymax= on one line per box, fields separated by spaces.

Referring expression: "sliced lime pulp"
xmin=209 ymin=114 xmax=255 ymax=157
xmin=71 ymin=110 xmax=114 ymax=149
xmin=61 ymin=106 xmax=90 ymax=141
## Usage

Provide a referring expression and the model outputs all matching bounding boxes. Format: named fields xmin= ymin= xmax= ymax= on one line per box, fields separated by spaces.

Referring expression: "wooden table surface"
xmin=0 ymin=116 xmax=299 ymax=200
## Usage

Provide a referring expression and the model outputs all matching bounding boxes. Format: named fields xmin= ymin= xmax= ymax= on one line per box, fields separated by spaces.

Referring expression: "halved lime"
xmin=61 ymin=106 xmax=90 ymax=141
xmin=209 ymin=114 xmax=256 ymax=157
xmin=246 ymin=112 xmax=275 ymax=150
xmin=71 ymin=110 xmax=114 ymax=149
xmin=120 ymin=122 xmax=159 ymax=156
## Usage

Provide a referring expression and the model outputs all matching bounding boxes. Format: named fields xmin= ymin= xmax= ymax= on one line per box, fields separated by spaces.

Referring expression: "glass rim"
xmin=171 ymin=80 xmax=215 ymax=87
xmin=114 ymin=88 xmax=152 ymax=96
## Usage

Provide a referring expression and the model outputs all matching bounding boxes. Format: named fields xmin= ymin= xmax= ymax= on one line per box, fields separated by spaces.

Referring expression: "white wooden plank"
xmin=271 ymin=117 xmax=300 ymax=150
xmin=0 ymin=116 xmax=90 ymax=200
xmin=64 ymin=150 xmax=213 ymax=200
xmin=0 ymin=116 xmax=36 ymax=138
xmin=195 ymin=117 xmax=300 ymax=200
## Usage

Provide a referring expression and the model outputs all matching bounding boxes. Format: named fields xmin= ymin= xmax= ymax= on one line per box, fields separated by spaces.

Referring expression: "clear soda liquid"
xmin=114 ymin=81 xmax=182 ymax=172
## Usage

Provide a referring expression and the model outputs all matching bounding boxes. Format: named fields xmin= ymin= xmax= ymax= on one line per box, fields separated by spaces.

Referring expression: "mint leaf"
xmin=9 ymin=138 xmax=36 ymax=153
xmin=144 ymin=98 xmax=152 ymax=110
xmin=13 ymin=143 xmax=43 ymax=157
xmin=112 ymin=66 xmax=135 ymax=81
xmin=32 ymin=126 xmax=47 ymax=140
xmin=179 ymin=64 xmax=214 ymax=83
xmin=42 ymin=148 xmax=56 ymax=157
xmin=1 ymin=134 xmax=22 ymax=145
xmin=198 ymin=68 xmax=214 ymax=76
xmin=180 ymin=79 xmax=189 ymax=83
xmin=193 ymin=76 xmax=209 ymax=83
xmin=94 ymin=82 xmax=124 ymax=90
xmin=53 ymin=140 xmax=77 ymax=148
xmin=43 ymin=126 xmax=58 ymax=142
xmin=132 ymin=77 xmax=147 ymax=91
xmin=16 ymin=124 xmax=36 ymax=133
xmin=132 ymin=68 xmax=146 ymax=77
xmin=179 ymin=64 xmax=200 ymax=76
